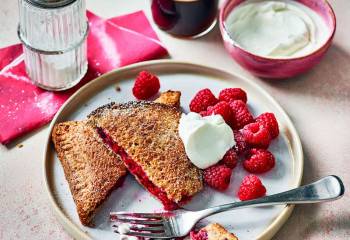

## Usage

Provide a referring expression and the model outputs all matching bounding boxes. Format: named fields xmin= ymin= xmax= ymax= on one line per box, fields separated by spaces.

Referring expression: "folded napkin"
xmin=0 ymin=10 xmax=168 ymax=144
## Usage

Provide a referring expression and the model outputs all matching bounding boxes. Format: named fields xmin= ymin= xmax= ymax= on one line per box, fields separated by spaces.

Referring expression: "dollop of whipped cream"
xmin=179 ymin=112 xmax=235 ymax=169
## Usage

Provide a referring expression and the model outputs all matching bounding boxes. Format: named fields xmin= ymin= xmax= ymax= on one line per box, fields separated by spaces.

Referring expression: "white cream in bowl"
xmin=225 ymin=0 xmax=330 ymax=58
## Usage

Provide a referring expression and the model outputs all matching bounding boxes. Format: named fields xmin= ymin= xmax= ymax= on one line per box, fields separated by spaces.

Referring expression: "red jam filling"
xmin=190 ymin=230 xmax=208 ymax=240
xmin=113 ymin=174 xmax=126 ymax=189
xmin=97 ymin=128 xmax=180 ymax=210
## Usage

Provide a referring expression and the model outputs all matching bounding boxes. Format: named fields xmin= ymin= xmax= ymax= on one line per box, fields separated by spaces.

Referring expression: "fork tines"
xmin=110 ymin=212 xmax=169 ymax=238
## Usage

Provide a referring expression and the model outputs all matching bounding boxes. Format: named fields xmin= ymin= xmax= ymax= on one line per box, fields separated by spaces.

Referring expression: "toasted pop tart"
xmin=154 ymin=90 xmax=181 ymax=108
xmin=190 ymin=223 xmax=239 ymax=240
xmin=52 ymin=121 xmax=127 ymax=226
xmin=88 ymin=101 xmax=203 ymax=210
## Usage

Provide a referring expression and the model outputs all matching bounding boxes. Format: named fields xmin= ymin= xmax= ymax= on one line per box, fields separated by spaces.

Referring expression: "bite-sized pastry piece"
xmin=88 ymin=101 xmax=203 ymax=210
xmin=52 ymin=121 xmax=127 ymax=226
xmin=154 ymin=90 xmax=181 ymax=108
xmin=190 ymin=223 xmax=238 ymax=240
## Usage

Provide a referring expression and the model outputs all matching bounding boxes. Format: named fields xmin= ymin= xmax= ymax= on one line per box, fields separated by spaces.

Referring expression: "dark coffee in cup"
xmin=151 ymin=0 xmax=218 ymax=37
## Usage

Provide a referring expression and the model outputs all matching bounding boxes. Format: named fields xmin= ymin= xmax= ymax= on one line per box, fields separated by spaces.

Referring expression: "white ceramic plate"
xmin=43 ymin=60 xmax=303 ymax=240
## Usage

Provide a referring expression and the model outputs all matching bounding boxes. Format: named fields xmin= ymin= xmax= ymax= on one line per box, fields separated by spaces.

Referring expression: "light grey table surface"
xmin=0 ymin=0 xmax=349 ymax=239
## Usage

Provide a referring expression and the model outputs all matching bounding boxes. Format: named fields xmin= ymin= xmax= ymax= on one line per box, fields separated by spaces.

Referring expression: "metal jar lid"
xmin=19 ymin=0 xmax=87 ymax=51
xmin=24 ymin=0 xmax=76 ymax=8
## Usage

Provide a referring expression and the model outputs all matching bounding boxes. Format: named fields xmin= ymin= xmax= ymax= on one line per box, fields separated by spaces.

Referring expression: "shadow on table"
xmin=273 ymin=204 xmax=350 ymax=239
xmin=272 ymin=139 xmax=349 ymax=239
xmin=1 ymin=124 xmax=49 ymax=150
xmin=301 ymin=211 xmax=350 ymax=238
xmin=265 ymin=44 xmax=350 ymax=103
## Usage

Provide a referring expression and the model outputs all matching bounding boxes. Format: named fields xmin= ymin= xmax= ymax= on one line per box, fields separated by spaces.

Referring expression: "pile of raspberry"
xmin=190 ymin=88 xmax=279 ymax=201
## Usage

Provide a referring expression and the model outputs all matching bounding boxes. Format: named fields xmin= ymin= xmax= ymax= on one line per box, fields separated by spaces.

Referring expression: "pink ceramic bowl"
xmin=219 ymin=0 xmax=336 ymax=79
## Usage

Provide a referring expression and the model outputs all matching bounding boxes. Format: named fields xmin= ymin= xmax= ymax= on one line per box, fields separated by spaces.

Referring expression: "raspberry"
xmin=238 ymin=175 xmax=266 ymax=201
xmin=202 ymin=101 xmax=234 ymax=126
xmin=199 ymin=110 xmax=208 ymax=117
xmin=220 ymin=149 xmax=238 ymax=169
xmin=256 ymin=113 xmax=279 ymax=139
xmin=189 ymin=89 xmax=218 ymax=113
xmin=233 ymin=131 xmax=249 ymax=155
xmin=204 ymin=164 xmax=232 ymax=191
xmin=229 ymin=100 xmax=254 ymax=129
xmin=190 ymin=230 xmax=208 ymax=240
xmin=132 ymin=71 xmax=160 ymax=100
xmin=241 ymin=122 xmax=271 ymax=149
xmin=243 ymin=149 xmax=275 ymax=173
xmin=219 ymin=88 xmax=247 ymax=103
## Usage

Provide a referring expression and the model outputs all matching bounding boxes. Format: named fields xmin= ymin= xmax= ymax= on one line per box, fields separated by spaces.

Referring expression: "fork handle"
xmin=197 ymin=175 xmax=344 ymax=219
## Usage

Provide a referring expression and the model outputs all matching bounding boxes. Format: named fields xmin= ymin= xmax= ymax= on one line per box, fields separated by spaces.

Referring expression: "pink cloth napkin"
xmin=0 ymin=11 xmax=168 ymax=144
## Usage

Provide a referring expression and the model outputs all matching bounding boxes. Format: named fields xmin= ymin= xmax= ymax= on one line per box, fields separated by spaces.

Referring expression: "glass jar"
xmin=18 ymin=0 xmax=88 ymax=91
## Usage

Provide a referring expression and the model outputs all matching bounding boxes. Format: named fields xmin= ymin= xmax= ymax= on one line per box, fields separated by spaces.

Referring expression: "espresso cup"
xmin=151 ymin=0 xmax=219 ymax=38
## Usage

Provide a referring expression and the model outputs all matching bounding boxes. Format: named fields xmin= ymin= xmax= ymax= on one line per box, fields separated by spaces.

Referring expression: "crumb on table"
xmin=17 ymin=143 xmax=24 ymax=148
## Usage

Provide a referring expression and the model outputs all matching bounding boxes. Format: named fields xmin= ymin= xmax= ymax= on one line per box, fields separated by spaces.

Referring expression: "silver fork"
xmin=110 ymin=175 xmax=344 ymax=239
